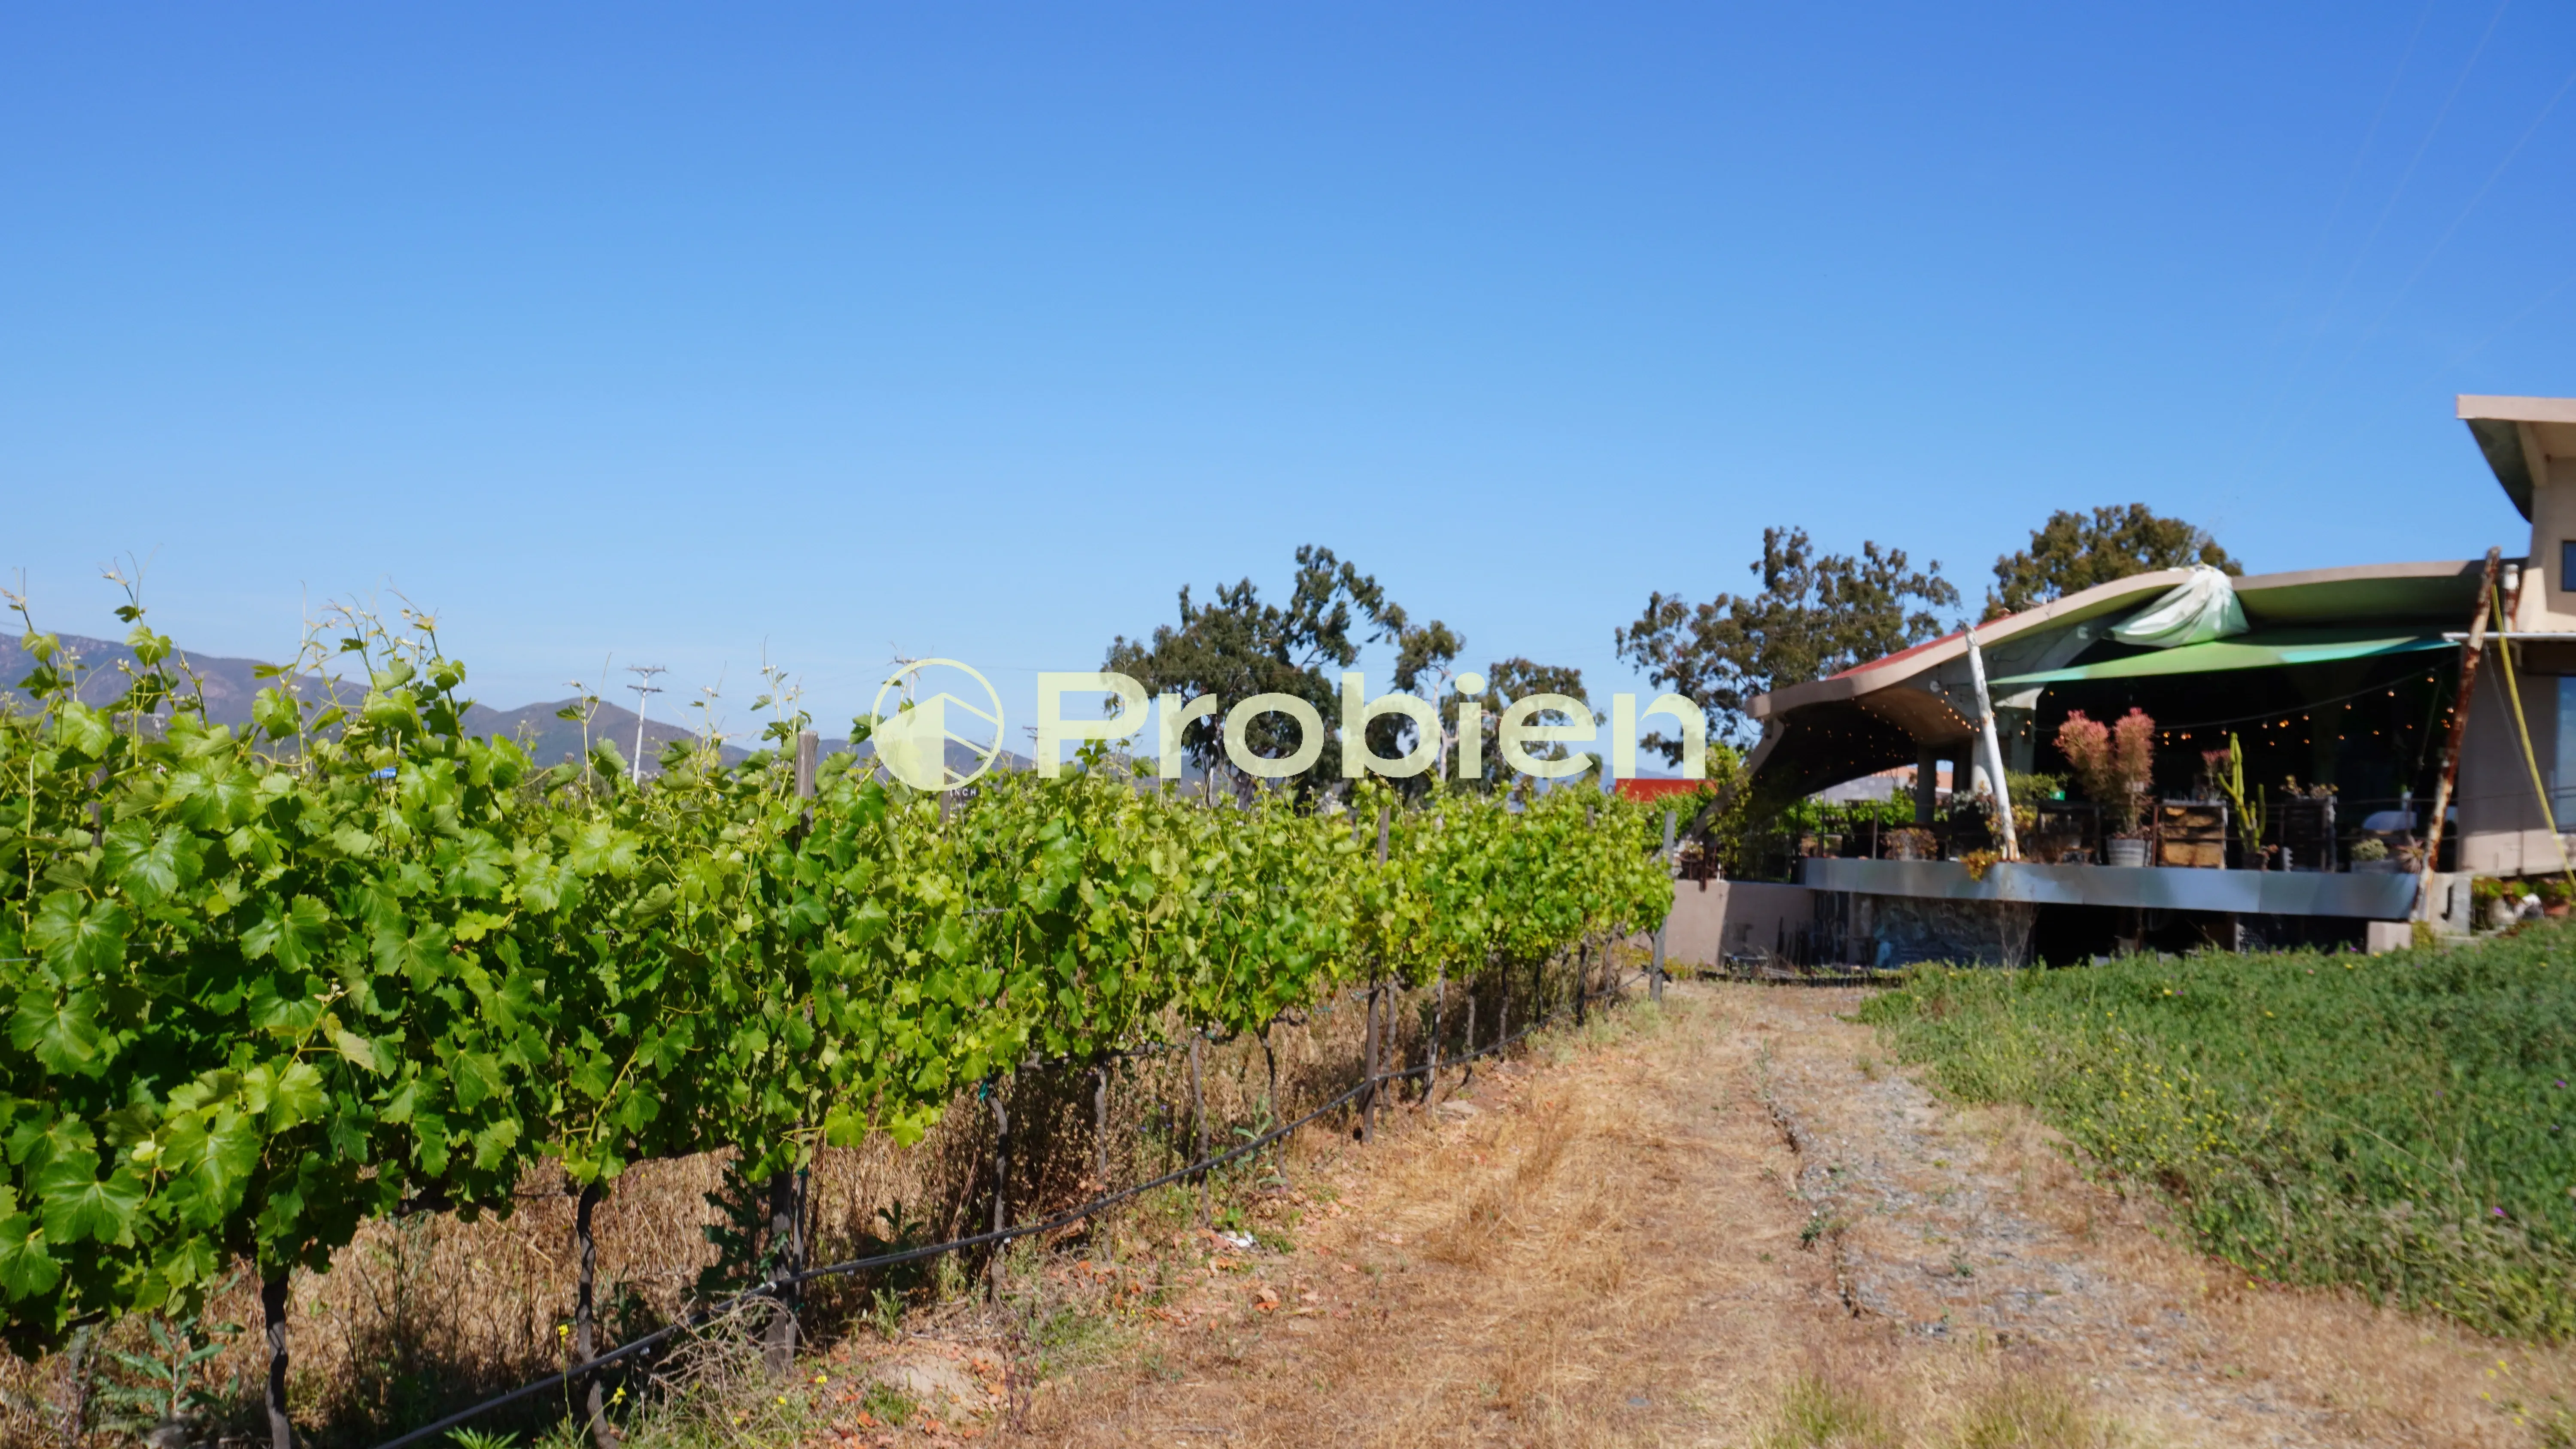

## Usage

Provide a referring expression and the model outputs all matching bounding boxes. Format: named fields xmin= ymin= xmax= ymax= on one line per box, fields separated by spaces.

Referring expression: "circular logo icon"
xmin=869 ymin=658 xmax=1006 ymax=791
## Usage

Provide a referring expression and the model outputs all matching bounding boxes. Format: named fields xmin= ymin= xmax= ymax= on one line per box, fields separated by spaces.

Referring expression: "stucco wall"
xmin=2459 ymin=658 xmax=2576 ymax=876
xmin=1660 ymin=878 xmax=1815 ymax=965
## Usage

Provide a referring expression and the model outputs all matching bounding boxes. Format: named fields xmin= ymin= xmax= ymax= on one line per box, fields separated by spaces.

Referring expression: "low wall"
xmin=1799 ymin=857 xmax=2421 ymax=920
xmin=1662 ymin=878 xmax=1816 ymax=965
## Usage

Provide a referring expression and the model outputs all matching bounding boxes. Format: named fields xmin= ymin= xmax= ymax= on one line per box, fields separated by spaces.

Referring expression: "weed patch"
xmin=1862 ymin=928 xmax=2576 ymax=1339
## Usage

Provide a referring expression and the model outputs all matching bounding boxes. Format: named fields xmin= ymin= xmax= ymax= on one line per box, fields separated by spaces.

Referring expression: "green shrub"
xmin=1861 ymin=930 xmax=2576 ymax=1340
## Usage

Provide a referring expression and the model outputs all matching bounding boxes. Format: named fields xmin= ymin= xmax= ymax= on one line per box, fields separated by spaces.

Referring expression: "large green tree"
xmin=1985 ymin=504 xmax=2238 ymax=619
xmin=1105 ymin=545 xmax=1448 ymax=791
xmin=1616 ymin=527 xmax=1958 ymax=752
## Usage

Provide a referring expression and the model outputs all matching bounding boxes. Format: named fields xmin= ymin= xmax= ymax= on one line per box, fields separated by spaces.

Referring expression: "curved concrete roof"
xmin=1748 ymin=556 xmax=2481 ymax=723
xmin=1732 ymin=557 xmax=2486 ymax=807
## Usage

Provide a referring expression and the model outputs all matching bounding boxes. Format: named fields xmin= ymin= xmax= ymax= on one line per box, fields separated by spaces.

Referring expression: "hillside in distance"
xmin=0 ymin=630 xmax=737 ymax=763
xmin=0 ymin=632 xmax=1035 ymax=777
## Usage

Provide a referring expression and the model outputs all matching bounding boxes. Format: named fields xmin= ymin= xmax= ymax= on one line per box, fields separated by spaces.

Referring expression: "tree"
xmin=1985 ymin=504 xmax=2238 ymax=619
xmin=1105 ymin=545 xmax=1445 ymax=792
xmin=1615 ymin=526 xmax=1958 ymax=753
xmin=1450 ymin=657 xmax=1592 ymax=794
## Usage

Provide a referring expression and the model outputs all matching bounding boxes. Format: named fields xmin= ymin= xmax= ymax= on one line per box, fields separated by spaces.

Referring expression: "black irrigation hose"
xmin=370 ymin=966 xmax=1656 ymax=1449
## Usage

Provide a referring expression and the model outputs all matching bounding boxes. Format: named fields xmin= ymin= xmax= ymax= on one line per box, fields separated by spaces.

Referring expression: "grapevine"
xmin=0 ymin=599 xmax=1673 ymax=1402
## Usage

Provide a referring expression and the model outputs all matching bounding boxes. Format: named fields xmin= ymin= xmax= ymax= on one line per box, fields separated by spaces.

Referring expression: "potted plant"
xmin=2057 ymin=707 xmax=2155 ymax=867
xmin=1885 ymin=826 xmax=1935 ymax=861
xmin=2349 ymin=837 xmax=2397 ymax=874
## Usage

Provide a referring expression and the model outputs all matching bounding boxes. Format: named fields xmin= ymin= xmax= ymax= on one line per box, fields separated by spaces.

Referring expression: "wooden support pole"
xmin=2419 ymin=547 xmax=2505 ymax=925
xmin=576 ymin=1182 xmax=620 ymax=1448
xmin=1093 ymin=1062 xmax=1113 ymax=1262
xmin=762 ymin=1168 xmax=803 ymax=1369
xmin=1188 ymin=1034 xmax=1211 ymax=1222
xmin=766 ymin=732 xmax=821 ymax=1369
xmin=1461 ymin=982 xmax=1478 ymax=1088
xmin=794 ymin=729 xmax=818 ymax=831
xmin=261 ymin=1269 xmax=293 ymax=1449
xmin=1652 ymin=809 xmax=1675 ymax=1003
xmin=1092 ymin=1063 xmax=1110 ymax=1192
xmin=1360 ymin=983 xmax=1380 ymax=1143
xmin=1188 ymin=1034 xmax=1208 ymax=1165
xmin=987 ymin=1077 xmax=1012 ymax=1297
xmin=1428 ymin=968 xmax=1445 ymax=1098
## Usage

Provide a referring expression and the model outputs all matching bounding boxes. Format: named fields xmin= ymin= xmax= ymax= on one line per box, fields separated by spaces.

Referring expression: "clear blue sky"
xmin=7 ymin=3 xmax=2573 ymax=749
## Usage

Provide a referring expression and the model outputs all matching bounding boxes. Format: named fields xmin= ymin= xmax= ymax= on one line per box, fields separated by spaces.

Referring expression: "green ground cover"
xmin=1859 ymin=929 xmax=2576 ymax=1340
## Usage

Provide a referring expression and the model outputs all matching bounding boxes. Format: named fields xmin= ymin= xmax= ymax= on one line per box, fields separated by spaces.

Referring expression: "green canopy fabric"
xmin=1988 ymin=628 xmax=2454 ymax=689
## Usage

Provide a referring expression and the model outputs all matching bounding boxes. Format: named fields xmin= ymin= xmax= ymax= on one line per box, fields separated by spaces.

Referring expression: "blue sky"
xmin=6 ymin=3 xmax=2573 ymax=751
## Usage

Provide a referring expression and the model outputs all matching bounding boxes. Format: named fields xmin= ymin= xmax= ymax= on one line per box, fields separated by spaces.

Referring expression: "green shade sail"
xmin=1988 ymin=628 xmax=2454 ymax=690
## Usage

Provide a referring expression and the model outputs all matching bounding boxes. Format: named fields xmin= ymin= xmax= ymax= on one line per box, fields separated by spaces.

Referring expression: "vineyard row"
xmin=0 ymin=604 xmax=1672 ymax=1441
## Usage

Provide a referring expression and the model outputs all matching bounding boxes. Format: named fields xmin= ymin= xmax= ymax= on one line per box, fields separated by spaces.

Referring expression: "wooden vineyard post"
xmin=763 ymin=1170 xmax=804 ymax=1369
xmin=795 ymin=729 xmax=817 ymax=830
xmin=1574 ymin=940 xmax=1589 ymax=1028
xmin=1188 ymin=1034 xmax=1209 ymax=1221
xmin=988 ymin=1076 xmax=1012 ymax=1298
xmin=1092 ymin=1063 xmax=1111 ymax=1191
xmin=1652 ymin=809 xmax=1675 ymax=1003
xmin=2419 ymin=548 xmax=2504 ymax=930
xmin=1428 ymin=968 xmax=1445 ymax=1101
xmin=1361 ymin=982 xmax=1380 ymax=1143
xmin=1461 ymin=980 xmax=1477 ymax=1088
xmin=576 ymin=1181 xmax=619 ymax=1448
xmin=1361 ymin=806 xmax=1390 ymax=1141
xmin=261 ymin=1268 xmax=292 ymax=1449
xmin=765 ymin=728 xmax=822 ymax=1370
xmin=1093 ymin=1062 xmax=1113 ymax=1262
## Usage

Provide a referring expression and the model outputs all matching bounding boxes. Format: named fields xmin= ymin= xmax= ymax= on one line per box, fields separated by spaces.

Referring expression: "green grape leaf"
xmin=0 ymin=1216 xmax=61 ymax=1299
xmin=328 ymin=1028 xmax=383 ymax=1075
xmin=101 ymin=822 xmax=205 ymax=908
xmin=27 ymin=893 xmax=129 ymax=983
xmin=9 ymin=990 xmax=104 ymax=1076
xmin=243 ymin=895 xmax=330 ymax=970
xmin=34 ymin=1156 xmax=143 ymax=1246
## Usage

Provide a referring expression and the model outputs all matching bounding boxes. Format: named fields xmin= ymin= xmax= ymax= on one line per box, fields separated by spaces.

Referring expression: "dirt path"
xmin=844 ymin=984 xmax=2573 ymax=1448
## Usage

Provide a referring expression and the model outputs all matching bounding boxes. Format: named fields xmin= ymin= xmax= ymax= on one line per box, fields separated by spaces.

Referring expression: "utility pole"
xmin=625 ymin=664 xmax=667 ymax=785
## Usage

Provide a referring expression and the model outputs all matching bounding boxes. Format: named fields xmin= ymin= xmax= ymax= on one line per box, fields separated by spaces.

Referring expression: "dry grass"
xmin=1015 ymin=991 xmax=1882 ymax=1447
xmin=0 ymin=968 xmax=1481 ymax=1449
xmin=29 ymin=968 xmax=2563 ymax=1449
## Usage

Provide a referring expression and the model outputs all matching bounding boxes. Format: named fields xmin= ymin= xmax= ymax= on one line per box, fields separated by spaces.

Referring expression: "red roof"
xmin=1615 ymin=778 xmax=1707 ymax=802
xmin=1826 ymin=626 xmax=1966 ymax=680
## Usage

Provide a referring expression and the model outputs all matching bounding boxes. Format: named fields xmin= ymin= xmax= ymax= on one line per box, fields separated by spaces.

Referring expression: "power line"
xmin=624 ymin=664 xmax=667 ymax=785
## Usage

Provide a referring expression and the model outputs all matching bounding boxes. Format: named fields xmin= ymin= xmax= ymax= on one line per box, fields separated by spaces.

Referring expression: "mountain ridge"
xmin=0 ymin=632 xmax=1036 ymax=775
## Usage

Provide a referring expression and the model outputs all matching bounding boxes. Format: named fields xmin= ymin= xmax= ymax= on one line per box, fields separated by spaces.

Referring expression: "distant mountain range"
xmin=0 ymin=631 xmax=1031 ymax=777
